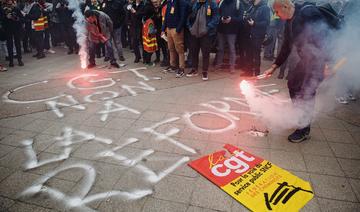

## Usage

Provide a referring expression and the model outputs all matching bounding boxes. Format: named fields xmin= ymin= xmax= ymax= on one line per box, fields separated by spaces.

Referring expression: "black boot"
xmin=18 ymin=59 xmax=24 ymax=66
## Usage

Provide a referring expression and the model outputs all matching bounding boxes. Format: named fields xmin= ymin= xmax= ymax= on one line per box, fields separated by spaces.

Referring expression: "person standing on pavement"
xmin=126 ymin=0 xmax=145 ymax=63
xmin=2 ymin=0 xmax=24 ymax=67
xmin=56 ymin=0 xmax=79 ymax=54
xmin=102 ymin=0 xmax=126 ymax=61
xmin=162 ymin=0 xmax=187 ymax=77
xmin=187 ymin=0 xmax=219 ymax=81
xmin=215 ymin=0 xmax=242 ymax=74
xmin=264 ymin=0 xmax=333 ymax=143
xmin=245 ymin=0 xmax=270 ymax=76
xmin=85 ymin=9 xmax=120 ymax=68
xmin=23 ymin=0 xmax=46 ymax=59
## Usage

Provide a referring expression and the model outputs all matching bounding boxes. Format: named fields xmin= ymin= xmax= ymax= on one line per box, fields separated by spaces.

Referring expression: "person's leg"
xmin=43 ymin=29 xmax=50 ymax=51
xmin=6 ymin=34 xmax=14 ymax=66
xmin=201 ymin=35 xmax=211 ymax=72
xmin=173 ymin=30 xmax=185 ymax=70
xmin=88 ymin=41 xmax=96 ymax=66
xmin=167 ymin=28 xmax=177 ymax=68
xmin=132 ymin=28 xmax=141 ymax=61
xmin=190 ymin=36 xmax=200 ymax=71
xmin=104 ymin=39 xmax=117 ymax=65
xmin=14 ymin=32 xmax=23 ymax=65
xmin=216 ymin=33 xmax=225 ymax=69
xmin=252 ymin=38 xmax=263 ymax=76
xmin=227 ymin=34 xmax=237 ymax=72
xmin=113 ymin=27 xmax=124 ymax=60
xmin=263 ymin=24 xmax=276 ymax=59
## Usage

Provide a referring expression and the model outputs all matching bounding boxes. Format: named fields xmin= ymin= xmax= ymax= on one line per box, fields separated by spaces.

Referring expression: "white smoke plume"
xmin=67 ymin=0 xmax=87 ymax=69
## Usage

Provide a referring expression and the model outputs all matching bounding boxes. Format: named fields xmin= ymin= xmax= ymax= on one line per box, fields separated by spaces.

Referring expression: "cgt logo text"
xmin=211 ymin=151 xmax=255 ymax=177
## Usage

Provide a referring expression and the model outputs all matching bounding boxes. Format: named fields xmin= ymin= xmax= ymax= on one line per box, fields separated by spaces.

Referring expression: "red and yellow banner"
xmin=189 ymin=144 xmax=314 ymax=211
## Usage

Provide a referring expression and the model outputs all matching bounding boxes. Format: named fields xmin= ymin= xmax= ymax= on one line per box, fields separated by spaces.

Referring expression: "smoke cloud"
xmin=67 ymin=0 xmax=87 ymax=69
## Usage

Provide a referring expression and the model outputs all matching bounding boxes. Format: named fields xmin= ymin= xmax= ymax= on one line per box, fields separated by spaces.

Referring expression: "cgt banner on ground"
xmin=188 ymin=144 xmax=314 ymax=211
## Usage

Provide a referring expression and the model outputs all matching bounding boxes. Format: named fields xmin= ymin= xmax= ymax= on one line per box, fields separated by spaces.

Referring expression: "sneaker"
xmin=160 ymin=60 xmax=169 ymax=67
xmin=176 ymin=69 xmax=185 ymax=78
xmin=37 ymin=54 xmax=46 ymax=59
xmin=145 ymin=62 xmax=155 ymax=67
xmin=202 ymin=72 xmax=208 ymax=81
xmin=119 ymin=56 xmax=125 ymax=61
xmin=134 ymin=57 xmax=141 ymax=63
xmin=0 ymin=65 xmax=7 ymax=72
xmin=87 ymin=63 xmax=96 ymax=69
xmin=163 ymin=66 xmax=178 ymax=73
xmin=104 ymin=57 xmax=110 ymax=62
xmin=9 ymin=61 xmax=14 ymax=67
xmin=288 ymin=129 xmax=310 ymax=143
xmin=67 ymin=49 xmax=74 ymax=55
xmin=186 ymin=69 xmax=198 ymax=77
xmin=47 ymin=49 xmax=56 ymax=54
xmin=347 ymin=94 xmax=357 ymax=101
xmin=18 ymin=60 xmax=24 ymax=66
xmin=336 ymin=97 xmax=349 ymax=104
xmin=110 ymin=62 xmax=120 ymax=68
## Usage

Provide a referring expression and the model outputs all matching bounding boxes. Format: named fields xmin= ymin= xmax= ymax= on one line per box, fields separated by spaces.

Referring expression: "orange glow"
xmin=240 ymin=80 xmax=251 ymax=95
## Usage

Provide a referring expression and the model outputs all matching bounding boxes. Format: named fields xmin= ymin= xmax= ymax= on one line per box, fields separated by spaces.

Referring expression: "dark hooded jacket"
xmin=217 ymin=0 xmax=243 ymax=34
xmin=102 ymin=0 xmax=126 ymax=29
xmin=248 ymin=0 xmax=270 ymax=38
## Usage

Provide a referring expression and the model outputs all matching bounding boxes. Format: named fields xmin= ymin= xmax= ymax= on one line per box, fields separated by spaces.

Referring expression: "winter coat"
xmin=102 ymin=0 xmax=126 ymax=29
xmin=162 ymin=0 xmax=187 ymax=32
xmin=187 ymin=0 xmax=219 ymax=37
xmin=86 ymin=10 xmax=113 ymax=43
xmin=248 ymin=0 xmax=270 ymax=38
xmin=217 ymin=0 xmax=243 ymax=34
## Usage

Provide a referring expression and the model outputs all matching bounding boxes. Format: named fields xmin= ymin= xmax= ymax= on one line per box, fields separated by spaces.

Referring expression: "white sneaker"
xmin=47 ymin=49 xmax=56 ymax=54
xmin=336 ymin=97 xmax=349 ymax=104
xmin=347 ymin=94 xmax=357 ymax=101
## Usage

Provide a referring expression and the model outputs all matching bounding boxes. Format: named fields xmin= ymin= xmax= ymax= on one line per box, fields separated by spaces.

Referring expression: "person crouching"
xmin=84 ymin=9 xmax=120 ymax=69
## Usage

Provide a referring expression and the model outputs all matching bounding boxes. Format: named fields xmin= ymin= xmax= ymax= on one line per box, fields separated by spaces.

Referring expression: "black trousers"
xmin=191 ymin=35 xmax=212 ymax=72
xmin=131 ymin=27 xmax=142 ymax=59
xmin=287 ymin=55 xmax=325 ymax=132
xmin=63 ymin=24 xmax=78 ymax=51
xmin=32 ymin=30 xmax=44 ymax=55
xmin=6 ymin=31 xmax=22 ymax=62
xmin=155 ymin=33 xmax=168 ymax=61
xmin=143 ymin=51 xmax=153 ymax=63
xmin=249 ymin=37 xmax=264 ymax=76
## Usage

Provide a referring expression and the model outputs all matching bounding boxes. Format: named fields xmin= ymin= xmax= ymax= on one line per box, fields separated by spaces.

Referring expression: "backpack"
xmin=301 ymin=3 xmax=344 ymax=29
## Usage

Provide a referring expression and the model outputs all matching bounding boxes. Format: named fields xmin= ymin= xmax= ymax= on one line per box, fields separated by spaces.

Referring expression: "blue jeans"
xmin=113 ymin=27 xmax=124 ymax=58
xmin=216 ymin=33 xmax=236 ymax=70
xmin=89 ymin=39 xmax=116 ymax=65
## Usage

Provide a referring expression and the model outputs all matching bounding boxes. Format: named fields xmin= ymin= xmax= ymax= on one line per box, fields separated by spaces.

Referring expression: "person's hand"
xmin=323 ymin=64 xmax=332 ymax=78
xmin=131 ymin=8 xmax=136 ymax=13
xmin=224 ymin=17 xmax=231 ymax=23
xmin=263 ymin=64 xmax=278 ymax=78
xmin=161 ymin=31 xmax=165 ymax=37
xmin=248 ymin=18 xmax=254 ymax=26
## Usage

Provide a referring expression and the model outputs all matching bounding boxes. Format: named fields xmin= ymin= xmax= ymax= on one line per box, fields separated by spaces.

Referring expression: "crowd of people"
xmin=0 ymin=0 xmax=292 ymax=79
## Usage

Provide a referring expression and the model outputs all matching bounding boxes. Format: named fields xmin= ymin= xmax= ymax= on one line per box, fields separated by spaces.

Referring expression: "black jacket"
xmin=102 ymin=0 xmax=126 ymax=29
xmin=217 ymin=0 xmax=243 ymax=34
xmin=247 ymin=0 xmax=270 ymax=38
xmin=55 ymin=0 xmax=75 ymax=24
xmin=2 ymin=5 xmax=24 ymax=33
xmin=274 ymin=2 xmax=328 ymax=67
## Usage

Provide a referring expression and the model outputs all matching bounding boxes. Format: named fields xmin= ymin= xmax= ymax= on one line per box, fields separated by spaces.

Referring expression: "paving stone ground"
xmin=0 ymin=46 xmax=359 ymax=212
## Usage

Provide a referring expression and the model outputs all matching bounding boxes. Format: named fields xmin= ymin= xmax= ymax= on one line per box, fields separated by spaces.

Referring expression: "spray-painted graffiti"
xmin=20 ymin=126 xmax=191 ymax=211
